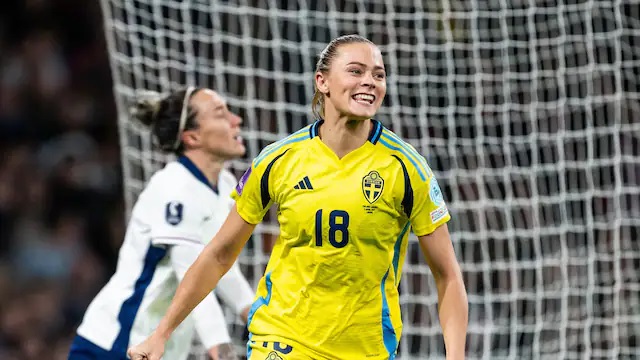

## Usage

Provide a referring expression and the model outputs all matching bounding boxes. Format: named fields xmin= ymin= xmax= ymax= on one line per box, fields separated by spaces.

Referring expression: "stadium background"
xmin=1 ymin=0 xmax=639 ymax=359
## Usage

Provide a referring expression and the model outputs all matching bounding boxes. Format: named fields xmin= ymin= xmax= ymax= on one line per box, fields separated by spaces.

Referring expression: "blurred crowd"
xmin=0 ymin=1 xmax=124 ymax=358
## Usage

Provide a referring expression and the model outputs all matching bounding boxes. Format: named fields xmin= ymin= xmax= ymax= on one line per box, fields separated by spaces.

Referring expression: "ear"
xmin=315 ymin=72 xmax=329 ymax=95
xmin=182 ymin=130 xmax=199 ymax=148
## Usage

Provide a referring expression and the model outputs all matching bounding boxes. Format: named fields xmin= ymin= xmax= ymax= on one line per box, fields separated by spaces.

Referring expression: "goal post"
xmin=100 ymin=0 xmax=640 ymax=359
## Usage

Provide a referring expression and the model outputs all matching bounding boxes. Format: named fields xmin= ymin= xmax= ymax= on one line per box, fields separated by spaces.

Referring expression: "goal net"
xmin=99 ymin=0 xmax=640 ymax=359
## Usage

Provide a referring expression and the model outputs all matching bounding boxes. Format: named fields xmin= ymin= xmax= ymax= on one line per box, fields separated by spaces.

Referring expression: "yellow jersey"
xmin=231 ymin=119 xmax=451 ymax=360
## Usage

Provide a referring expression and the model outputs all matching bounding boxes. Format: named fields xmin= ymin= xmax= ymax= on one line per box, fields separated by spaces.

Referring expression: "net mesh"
xmin=99 ymin=0 xmax=640 ymax=358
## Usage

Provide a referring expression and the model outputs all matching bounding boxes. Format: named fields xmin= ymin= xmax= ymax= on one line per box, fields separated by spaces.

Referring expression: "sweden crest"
xmin=362 ymin=170 xmax=384 ymax=203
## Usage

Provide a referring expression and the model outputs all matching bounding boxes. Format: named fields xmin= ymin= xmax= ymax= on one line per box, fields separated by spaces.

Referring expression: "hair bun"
xmin=130 ymin=90 xmax=163 ymax=126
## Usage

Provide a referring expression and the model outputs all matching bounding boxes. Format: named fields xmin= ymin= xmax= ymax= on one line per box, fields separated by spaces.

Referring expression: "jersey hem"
xmin=412 ymin=215 xmax=451 ymax=237
xmin=235 ymin=204 xmax=263 ymax=225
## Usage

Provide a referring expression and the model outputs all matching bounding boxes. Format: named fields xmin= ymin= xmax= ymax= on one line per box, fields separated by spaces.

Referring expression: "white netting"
xmin=100 ymin=0 xmax=640 ymax=359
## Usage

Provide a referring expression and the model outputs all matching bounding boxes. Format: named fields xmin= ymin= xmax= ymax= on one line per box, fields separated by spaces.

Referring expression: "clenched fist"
xmin=127 ymin=335 xmax=166 ymax=360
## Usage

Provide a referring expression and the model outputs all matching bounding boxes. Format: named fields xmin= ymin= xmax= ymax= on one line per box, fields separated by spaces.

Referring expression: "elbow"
xmin=213 ymin=249 xmax=236 ymax=272
xmin=433 ymin=264 xmax=465 ymax=292
xmin=207 ymin=240 xmax=238 ymax=273
xmin=431 ymin=260 xmax=453 ymax=281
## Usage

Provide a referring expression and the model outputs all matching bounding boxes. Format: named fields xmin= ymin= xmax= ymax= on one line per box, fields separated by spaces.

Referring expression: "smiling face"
xmin=181 ymin=89 xmax=245 ymax=160
xmin=315 ymin=42 xmax=387 ymax=121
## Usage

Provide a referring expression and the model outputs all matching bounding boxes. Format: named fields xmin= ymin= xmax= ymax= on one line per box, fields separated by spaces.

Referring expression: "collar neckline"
xmin=309 ymin=118 xmax=382 ymax=144
xmin=177 ymin=155 xmax=218 ymax=194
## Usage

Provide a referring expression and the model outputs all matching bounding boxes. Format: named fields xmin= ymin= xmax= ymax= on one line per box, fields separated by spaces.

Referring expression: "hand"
xmin=208 ymin=342 xmax=238 ymax=360
xmin=126 ymin=335 xmax=166 ymax=360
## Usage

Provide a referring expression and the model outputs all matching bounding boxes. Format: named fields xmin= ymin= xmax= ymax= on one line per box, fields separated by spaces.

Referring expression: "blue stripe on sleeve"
xmin=381 ymin=129 xmax=430 ymax=171
xmin=379 ymin=137 xmax=427 ymax=181
xmin=254 ymin=126 xmax=310 ymax=167
xmin=380 ymin=130 xmax=430 ymax=178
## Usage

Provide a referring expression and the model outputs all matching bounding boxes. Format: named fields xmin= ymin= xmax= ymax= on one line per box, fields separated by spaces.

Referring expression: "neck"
xmin=319 ymin=111 xmax=372 ymax=159
xmin=181 ymin=150 xmax=224 ymax=187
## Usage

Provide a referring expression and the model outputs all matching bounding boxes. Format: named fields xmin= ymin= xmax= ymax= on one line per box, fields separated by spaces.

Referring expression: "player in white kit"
xmin=68 ymin=87 xmax=255 ymax=360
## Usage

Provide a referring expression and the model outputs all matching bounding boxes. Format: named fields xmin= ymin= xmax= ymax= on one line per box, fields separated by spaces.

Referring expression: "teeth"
xmin=353 ymin=94 xmax=374 ymax=103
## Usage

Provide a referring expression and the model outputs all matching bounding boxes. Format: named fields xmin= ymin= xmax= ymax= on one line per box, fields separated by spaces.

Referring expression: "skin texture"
xmin=181 ymin=88 xmax=244 ymax=189
xmin=315 ymin=42 xmax=387 ymax=121
xmin=183 ymin=89 xmax=245 ymax=161
xmin=313 ymin=42 xmax=387 ymax=159
xmin=419 ymin=225 xmax=468 ymax=360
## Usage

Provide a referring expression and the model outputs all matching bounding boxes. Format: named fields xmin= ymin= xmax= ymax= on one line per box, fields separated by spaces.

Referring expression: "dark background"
xmin=0 ymin=1 xmax=122 ymax=358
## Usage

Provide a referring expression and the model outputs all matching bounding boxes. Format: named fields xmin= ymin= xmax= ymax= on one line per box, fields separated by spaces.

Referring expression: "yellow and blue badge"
xmin=362 ymin=170 xmax=384 ymax=204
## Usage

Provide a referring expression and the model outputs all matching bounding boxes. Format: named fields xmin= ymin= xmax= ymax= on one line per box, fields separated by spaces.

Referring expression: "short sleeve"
xmin=230 ymin=159 xmax=274 ymax=225
xmin=409 ymin=166 xmax=451 ymax=237
xmin=147 ymin=185 xmax=205 ymax=247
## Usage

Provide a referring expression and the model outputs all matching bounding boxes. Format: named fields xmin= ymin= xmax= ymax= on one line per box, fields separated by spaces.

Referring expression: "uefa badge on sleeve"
xmin=429 ymin=178 xmax=444 ymax=206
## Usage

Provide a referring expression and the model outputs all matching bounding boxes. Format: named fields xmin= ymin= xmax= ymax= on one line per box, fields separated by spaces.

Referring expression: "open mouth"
xmin=352 ymin=93 xmax=375 ymax=105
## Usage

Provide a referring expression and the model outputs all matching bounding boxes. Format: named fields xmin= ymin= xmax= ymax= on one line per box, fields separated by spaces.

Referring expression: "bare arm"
xmin=153 ymin=205 xmax=255 ymax=342
xmin=418 ymin=224 xmax=468 ymax=360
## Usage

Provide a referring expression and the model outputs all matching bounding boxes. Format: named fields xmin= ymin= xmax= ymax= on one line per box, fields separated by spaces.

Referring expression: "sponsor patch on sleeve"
xmin=430 ymin=204 xmax=449 ymax=223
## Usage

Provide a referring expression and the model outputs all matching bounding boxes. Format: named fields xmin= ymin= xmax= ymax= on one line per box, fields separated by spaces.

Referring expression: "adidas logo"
xmin=293 ymin=176 xmax=313 ymax=190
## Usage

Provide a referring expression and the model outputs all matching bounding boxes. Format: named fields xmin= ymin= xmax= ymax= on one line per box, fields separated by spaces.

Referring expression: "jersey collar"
xmin=309 ymin=119 xmax=383 ymax=144
xmin=177 ymin=155 xmax=219 ymax=194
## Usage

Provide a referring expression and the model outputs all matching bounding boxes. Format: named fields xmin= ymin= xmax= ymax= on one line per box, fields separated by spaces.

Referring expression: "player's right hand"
xmin=126 ymin=335 xmax=165 ymax=360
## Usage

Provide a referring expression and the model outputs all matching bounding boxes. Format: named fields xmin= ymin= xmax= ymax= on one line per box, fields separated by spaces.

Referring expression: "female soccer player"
xmin=68 ymin=87 xmax=255 ymax=360
xmin=128 ymin=35 xmax=468 ymax=360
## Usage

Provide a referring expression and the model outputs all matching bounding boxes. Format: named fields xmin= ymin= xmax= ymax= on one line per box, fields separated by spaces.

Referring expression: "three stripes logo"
xmin=293 ymin=176 xmax=313 ymax=190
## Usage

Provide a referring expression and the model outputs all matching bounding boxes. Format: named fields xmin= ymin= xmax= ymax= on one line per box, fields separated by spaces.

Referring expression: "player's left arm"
xmin=418 ymin=224 xmax=468 ymax=360
xmin=406 ymin=159 xmax=468 ymax=360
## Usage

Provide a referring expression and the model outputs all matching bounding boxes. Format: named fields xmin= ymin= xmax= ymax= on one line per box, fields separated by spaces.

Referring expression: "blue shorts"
xmin=68 ymin=335 xmax=126 ymax=360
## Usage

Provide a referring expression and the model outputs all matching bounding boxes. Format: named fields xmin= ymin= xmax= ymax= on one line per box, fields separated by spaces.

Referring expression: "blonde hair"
xmin=311 ymin=34 xmax=375 ymax=119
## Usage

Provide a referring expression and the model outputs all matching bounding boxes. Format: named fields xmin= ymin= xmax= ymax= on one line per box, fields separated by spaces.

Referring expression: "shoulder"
xmin=140 ymin=162 xmax=199 ymax=203
xmin=375 ymin=125 xmax=433 ymax=182
xmin=251 ymin=123 xmax=314 ymax=169
xmin=218 ymin=168 xmax=239 ymax=196
xmin=219 ymin=168 xmax=237 ymax=186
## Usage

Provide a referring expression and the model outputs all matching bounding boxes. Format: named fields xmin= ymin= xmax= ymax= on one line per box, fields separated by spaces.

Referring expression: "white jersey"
xmin=76 ymin=156 xmax=255 ymax=360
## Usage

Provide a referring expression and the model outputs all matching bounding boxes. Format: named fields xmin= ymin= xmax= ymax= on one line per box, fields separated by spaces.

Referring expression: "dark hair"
xmin=131 ymin=87 xmax=202 ymax=154
xmin=311 ymin=34 xmax=375 ymax=119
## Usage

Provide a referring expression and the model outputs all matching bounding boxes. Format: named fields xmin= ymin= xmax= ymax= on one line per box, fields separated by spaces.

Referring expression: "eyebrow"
xmin=346 ymin=61 xmax=386 ymax=71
